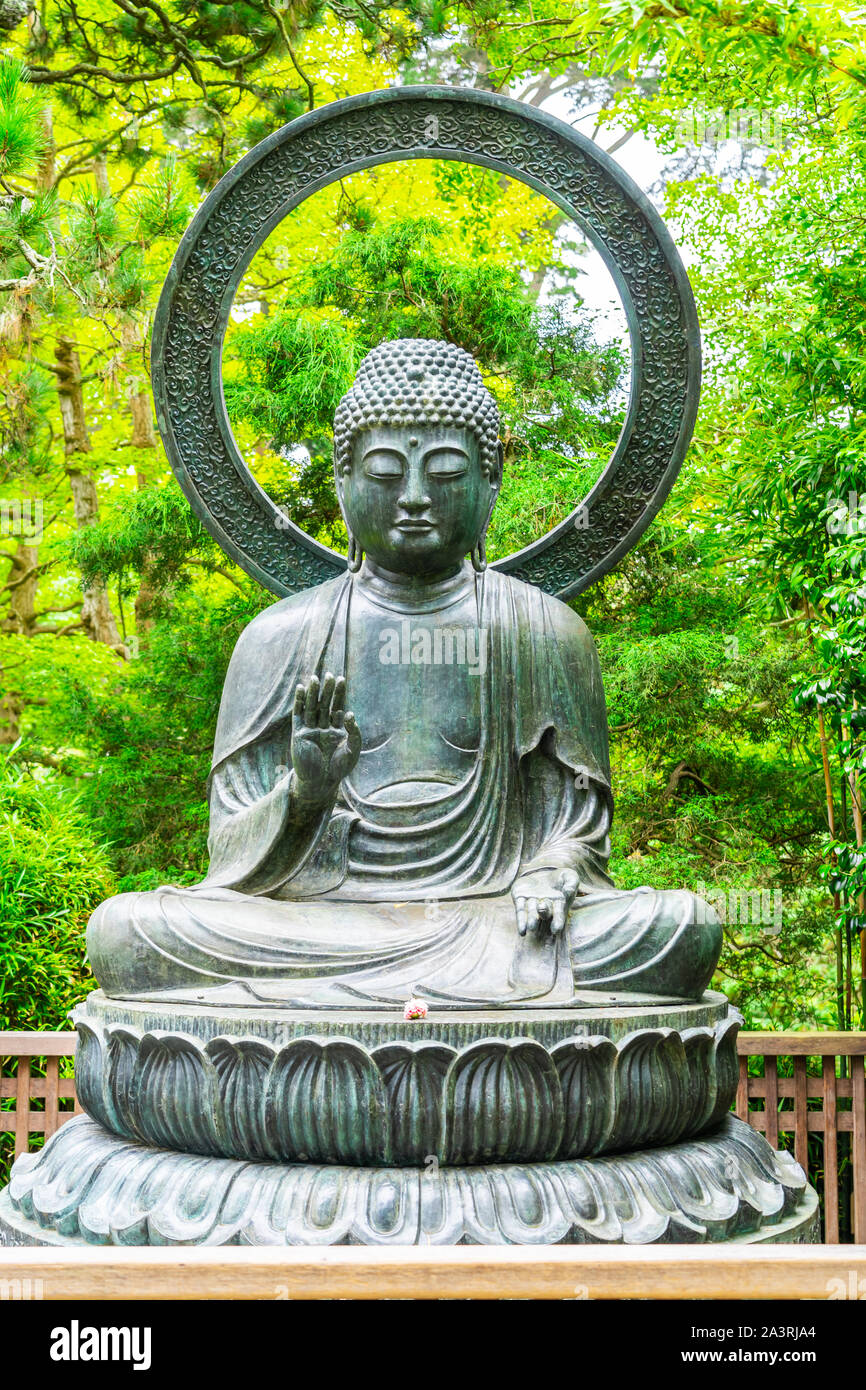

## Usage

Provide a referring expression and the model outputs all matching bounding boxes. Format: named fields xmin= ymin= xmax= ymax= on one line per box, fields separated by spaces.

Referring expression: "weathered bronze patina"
xmin=149 ymin=86 xmax=701 ymax=601
xmin=89 ymin=339 xmax=721 ymax=1007
xmin=0 ymin=89 xmax=818 ymax=1249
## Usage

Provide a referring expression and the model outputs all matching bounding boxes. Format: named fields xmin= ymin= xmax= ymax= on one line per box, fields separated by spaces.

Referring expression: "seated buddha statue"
xmin=88 ymin=338 xmax=721 ymax=1009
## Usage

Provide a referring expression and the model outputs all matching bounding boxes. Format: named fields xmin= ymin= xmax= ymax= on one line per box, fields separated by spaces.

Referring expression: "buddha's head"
xmin=334 ymin=339 xmax=502 ymax=576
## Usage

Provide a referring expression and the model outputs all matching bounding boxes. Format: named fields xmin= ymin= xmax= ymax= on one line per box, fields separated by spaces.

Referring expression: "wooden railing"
xmin=2 ymin=1029 xmax=866 ymax=1244
xmin=0 ymin=1032 xmax=82 ymax=1158
xmin=3 ymin=1244 xmax=866 ymax=1301
xmin=736 ymin=1030 xmax=866 ymax=1244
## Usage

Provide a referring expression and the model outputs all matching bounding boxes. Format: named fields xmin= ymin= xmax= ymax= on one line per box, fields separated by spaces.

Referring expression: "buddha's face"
xmin=338 ymin=425 xmax=499 ymax=576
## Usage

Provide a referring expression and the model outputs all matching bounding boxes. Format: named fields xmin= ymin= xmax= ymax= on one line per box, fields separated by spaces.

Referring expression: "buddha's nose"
xmin=398 ymin=463 xmax=432 ymax=512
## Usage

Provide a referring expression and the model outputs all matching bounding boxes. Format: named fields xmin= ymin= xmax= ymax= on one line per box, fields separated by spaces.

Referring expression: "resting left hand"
xmin=512 ymin=868 xmax=579 ymax=937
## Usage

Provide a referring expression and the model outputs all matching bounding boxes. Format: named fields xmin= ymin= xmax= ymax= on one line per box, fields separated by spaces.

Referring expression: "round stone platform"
xmin=81 ymin=988 xmax=733 ymax=1042
xmin=71 ymin=992 xmax=741 ymax=1165
xmin=0 ymin=1114 xmax=818 ymax=1247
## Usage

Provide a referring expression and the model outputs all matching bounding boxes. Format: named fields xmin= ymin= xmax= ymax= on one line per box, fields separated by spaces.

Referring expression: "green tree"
xmin=225 ymin=212 xmax=624 ymax=554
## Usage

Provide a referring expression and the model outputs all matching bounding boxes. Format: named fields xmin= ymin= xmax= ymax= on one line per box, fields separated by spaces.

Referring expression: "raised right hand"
xmin=290 ymin=672 xmax=361 ymax=805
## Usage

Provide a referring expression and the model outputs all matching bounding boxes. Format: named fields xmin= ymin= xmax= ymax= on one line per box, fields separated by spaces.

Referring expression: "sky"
xmin=524 ymin=93 xmax=674 ymax=393
xmin=543 ymin=91 xmax=671 ymax=354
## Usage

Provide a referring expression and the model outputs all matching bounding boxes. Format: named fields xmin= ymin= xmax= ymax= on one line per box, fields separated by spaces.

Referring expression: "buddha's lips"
xmin=394 ymin=519 xmax=436 ymax=532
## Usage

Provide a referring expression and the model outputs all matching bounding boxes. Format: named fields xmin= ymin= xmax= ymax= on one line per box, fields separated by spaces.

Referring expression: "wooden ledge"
xmin=2 ymin=1244 xmax=866 ymax=1301
xmin=738 ymin=1032 xmax=866 ymax=1056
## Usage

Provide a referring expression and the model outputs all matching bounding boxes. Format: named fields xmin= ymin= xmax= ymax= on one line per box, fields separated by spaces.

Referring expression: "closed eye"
xmin=363 ymin=450 xmax=405 ymax=479
xmin=425 ymin=448 xmax=469 ymax=478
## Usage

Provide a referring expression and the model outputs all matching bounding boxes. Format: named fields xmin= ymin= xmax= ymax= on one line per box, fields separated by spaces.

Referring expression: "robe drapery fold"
xmin=86 ymin=569 xmax=722 ymax=1006
xmin=205 ymin=569 xmax=614 ymax=901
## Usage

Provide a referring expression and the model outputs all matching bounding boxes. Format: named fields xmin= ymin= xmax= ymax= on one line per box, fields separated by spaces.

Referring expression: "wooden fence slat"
xmin=748 ymin=1111 xmax=860 ymax=1135
xmin=43 ymin=1055 xmax=60 ymax=1139
xmin=13 ymin=1056 xmax=30 ymax=1159
xmin=0 ymin=1111 xmax=80 ymax=1136
xmin=736 ymin=1054 xmax=749 ymax=1120
xmin=0 ymin=1032 xmax=78 ymax=1057
xmin=763 ymin=1055 xmax=779 ymax=1149
xmin=744 ymin=1076 xmax=854 ymax=1100
xmin=1 ymin=1077 xmax=79 ymax=1100
xmin=739 ymin=1031 xmax=866 ymax=1055
xmin=822 ymin=1055 xmax=839 ymax=1245
xmin=0 ymin=1036 xmax=79 ymax=1151
xmin=792 ymin=1056 xmax=809 ymax=1173
xmin=853 ymin=1056 xmax=866 ymax=1244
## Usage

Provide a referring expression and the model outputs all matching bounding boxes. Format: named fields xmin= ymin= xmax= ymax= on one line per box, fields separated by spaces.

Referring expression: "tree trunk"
xmin=54 ymin=337 xmax=123 ymax=649
xmin=123 ymin=316 xmax=157 ymax=450
xmin=3 ymin=541 xmax=39 ymax=634
xmin=36 ymin=104 xmax=55 ymax=192
xmin=0 ymin=543 xmax=29 ymax=741
xmin=92 ymin=151 xmax=110 ymax=197
xmin=0 ymin=688 xmax=21 ymax=744
xmin=122 ymin=320 xmax=159 ymax=642
xmin=130 ymin=392 xmax=157 ymax=449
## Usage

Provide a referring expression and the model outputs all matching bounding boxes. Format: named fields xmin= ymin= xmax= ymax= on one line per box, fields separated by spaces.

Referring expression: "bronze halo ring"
xmin=152 ymin=86 xmax=700 ymax=600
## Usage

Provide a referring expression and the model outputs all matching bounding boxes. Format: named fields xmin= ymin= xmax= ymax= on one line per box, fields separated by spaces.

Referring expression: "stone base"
xmin=80 ymin=986 xmax=734 ymax=1041
xmin=0 ymin=1114 xmax=818 ymax=1247
xmin=71 ymin=991 xmax=740 ymax=1165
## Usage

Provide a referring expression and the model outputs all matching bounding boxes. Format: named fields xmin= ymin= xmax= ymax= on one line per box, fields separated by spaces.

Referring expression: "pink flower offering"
xmin=404 ymin=996 xmax=428 ymax=1021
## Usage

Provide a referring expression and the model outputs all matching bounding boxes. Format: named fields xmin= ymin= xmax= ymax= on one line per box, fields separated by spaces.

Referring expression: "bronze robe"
xmin=87 ymin=571 xmax=720 ymax=1005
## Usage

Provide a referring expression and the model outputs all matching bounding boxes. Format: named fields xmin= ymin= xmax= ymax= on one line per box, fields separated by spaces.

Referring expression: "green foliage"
xmin=226 ymin=213 xmax=625 ymax=555
xmin=666 ymin=119 xmax=866 ymax=1025
xmin=128 ymin=158 xmax=191 ymax=245
xmin=2 ymin=1 xmax=866 ymax=1044
xmin=581 ymin=492 xmax=833 ymax=1030
xmin=67 ymin=478 xmax=228 ymax=611
xmin=229 ymin=313 xmax=361 ymax=447
xmin=0 ymin=365 xmax=53 ymax=476
xmin=0 ymin=752 xmax=111 ymax=1030
xmin=48 ymin=586 xmax=268 ymax=877
xmin=0 ymin=58 xmax=45 ymax=178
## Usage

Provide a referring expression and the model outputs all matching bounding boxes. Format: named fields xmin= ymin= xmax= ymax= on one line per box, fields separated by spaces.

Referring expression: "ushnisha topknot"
xmin=334 ymin=338 xmax=500 ymax=478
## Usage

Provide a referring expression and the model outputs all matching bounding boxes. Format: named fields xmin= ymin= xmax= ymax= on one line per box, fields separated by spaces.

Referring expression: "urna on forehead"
xmin=333 ymin=338 xmax=501 ymax=477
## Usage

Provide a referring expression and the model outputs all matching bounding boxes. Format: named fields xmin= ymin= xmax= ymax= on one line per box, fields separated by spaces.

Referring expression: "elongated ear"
xmin=334 ymin=443 xmax=348 ymax=506
xmin=333 ymin=445 xmax=361 ymax=570
xmin=335 ymin=485 xmax=350 ymax=534
xmin=492 ymin=440 xmax=504 ymax=491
